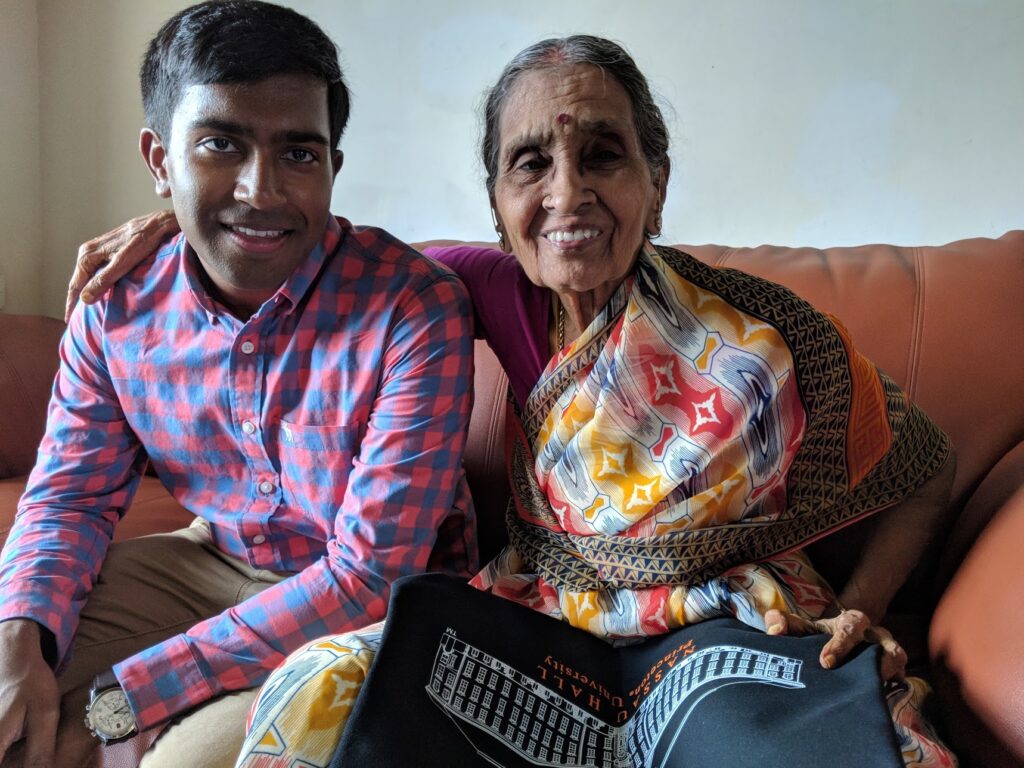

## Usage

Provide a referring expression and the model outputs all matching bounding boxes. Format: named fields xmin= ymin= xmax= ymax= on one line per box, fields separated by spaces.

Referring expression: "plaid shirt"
xmin=0 ymin=216 xmax=475 ymax=728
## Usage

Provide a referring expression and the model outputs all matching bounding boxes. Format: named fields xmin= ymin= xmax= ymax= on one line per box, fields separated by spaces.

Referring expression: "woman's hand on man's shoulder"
xmin=66 ymin=209 xmax=180 ymax=322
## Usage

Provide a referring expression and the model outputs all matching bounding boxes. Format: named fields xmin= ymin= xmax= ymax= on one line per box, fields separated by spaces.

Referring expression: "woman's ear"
xmin=489 ymin=198 xmax=501 ymax=229
xmin=657 ymin=158 xmax=671 ymax=203
xmin=646 ymin=160 xmax=671 ymax=235
xmin=140 ymin=128 xmax=172 ymax=199
xmin=489 ymin=196 xmax=508 ymax=251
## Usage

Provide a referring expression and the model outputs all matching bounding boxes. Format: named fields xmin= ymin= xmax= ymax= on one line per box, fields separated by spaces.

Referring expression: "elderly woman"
xmin=71 ymin=36 xmax=955 ymax=768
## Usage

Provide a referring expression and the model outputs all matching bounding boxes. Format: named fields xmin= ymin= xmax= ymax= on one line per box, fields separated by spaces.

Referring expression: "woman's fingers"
xmin=866 ymin=624 xmax=908 ymax=681
xmin=65 ymin=210 xmax=179 ymax=321
xmin=764 ymin=608 xmax=788 ymax=636
xmin=67 ymin=234 xmax=119 ymax=321
xmin=818 ymin=609 xmax=871 ymax=669
xmin=764 ymin=609 xmax=817 ymax=636
xmin=765 ymin=608 xmax=905 ymax=680
xmin=77 ymin=230 xmax=146 ymax=302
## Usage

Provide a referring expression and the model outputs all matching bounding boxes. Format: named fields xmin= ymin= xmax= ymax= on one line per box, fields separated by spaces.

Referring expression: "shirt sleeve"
xmin=0 ymin=301 xmax=146 ymax=662
xmin=423 ymin=244 xmax=509 ymax=341
xmin=424 ymin=244 xmax=550 ymax=407
xmin=114 ymin=272 xmax=476 ymax=729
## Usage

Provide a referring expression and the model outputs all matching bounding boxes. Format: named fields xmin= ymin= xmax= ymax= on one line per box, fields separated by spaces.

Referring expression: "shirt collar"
xmin=273 ymin=215 xmax=344 ymax=316
xmin=177 ymin=215 xmax=345 ymax=321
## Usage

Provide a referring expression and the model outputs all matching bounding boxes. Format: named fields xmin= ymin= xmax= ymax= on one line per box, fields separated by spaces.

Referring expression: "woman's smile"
xmin=542 ymin=227 xmax=602 ymax=245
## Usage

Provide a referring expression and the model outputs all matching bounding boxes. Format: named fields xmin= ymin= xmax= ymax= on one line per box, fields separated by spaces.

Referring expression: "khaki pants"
xmin=52 ymin=519 xmax=288 ymax=768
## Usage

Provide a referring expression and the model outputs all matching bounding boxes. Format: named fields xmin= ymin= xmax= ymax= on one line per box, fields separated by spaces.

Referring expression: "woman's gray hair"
xmin=481 ymin=35 xmax=669 ymax=196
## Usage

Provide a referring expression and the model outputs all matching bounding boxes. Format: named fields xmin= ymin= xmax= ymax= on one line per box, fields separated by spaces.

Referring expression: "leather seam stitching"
xmin=907 ymin=246 xmax=925 ymax=398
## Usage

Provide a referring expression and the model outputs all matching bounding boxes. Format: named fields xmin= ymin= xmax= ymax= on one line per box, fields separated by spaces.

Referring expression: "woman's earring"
xmin=645 ymin=211 xmax=663 ymax=240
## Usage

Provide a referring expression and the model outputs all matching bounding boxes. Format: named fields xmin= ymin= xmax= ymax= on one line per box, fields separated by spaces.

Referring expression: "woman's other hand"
xmin=66 ymin=210 xmax=180 ymax=321
xmin=764 ymin=608 xmax=908 ymax=681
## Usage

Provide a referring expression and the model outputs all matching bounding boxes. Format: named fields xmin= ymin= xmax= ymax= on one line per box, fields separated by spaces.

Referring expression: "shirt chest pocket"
xmin=276 ymin=420 xmax=362 ymax=526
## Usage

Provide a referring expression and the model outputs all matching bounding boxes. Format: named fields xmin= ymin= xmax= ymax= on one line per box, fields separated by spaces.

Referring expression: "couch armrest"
xmin=929 ymin=485 xmax=1024 ymax=763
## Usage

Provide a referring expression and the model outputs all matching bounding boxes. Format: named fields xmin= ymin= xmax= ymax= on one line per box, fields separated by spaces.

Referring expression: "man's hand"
xmin=764 ymin=608 xmax=907 ymax=681
xmin=0 ymin=620 xmax=60 ymax=767
xmin=65 ymin=210 xmax=180 ymax=322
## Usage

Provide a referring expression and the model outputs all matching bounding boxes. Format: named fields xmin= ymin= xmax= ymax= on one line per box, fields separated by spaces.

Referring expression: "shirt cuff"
xmin=0 ymin=591 xmax=73 ymax=666
xmin=114 ymin=634 xmax=215 ymax=730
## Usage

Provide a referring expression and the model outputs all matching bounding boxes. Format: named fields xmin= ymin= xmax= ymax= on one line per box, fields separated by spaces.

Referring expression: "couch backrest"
xmin=0 ymin=313 xmax=64 ymax=478
xmin=462 ymin=232 xmax=1024 ymax=600
xmin=682 ymin=233 xmax=1024 ymax=592
xmin=6 ymin=232 xmax=1022 ymax=600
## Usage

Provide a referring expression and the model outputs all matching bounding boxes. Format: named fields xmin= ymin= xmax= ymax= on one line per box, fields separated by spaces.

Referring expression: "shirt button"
xmin=240 ymin=340 xmax=256 ymax=354
xmin=242 ymin=420 xmax=257 ymax=435
xmin=252 ymin=534 xmax=267 ymax=545
xmin=258 ymin=480 xmax=274 ymax=495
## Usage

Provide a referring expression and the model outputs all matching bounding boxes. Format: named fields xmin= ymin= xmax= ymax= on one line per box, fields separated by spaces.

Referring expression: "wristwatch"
xmin=84 ymin=669 xmax=138 ymax=745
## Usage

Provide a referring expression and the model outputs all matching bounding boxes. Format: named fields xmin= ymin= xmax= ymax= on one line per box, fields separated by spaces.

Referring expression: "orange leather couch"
xmin=1 ymin=231 xmax=1021 ymax=768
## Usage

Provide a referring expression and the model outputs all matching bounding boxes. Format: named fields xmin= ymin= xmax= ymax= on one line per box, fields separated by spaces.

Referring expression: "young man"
xmin=0 ymin=3 xmax=475 ymax=766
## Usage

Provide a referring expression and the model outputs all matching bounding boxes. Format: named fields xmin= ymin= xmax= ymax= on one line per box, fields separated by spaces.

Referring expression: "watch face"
xmin=87 ymin=688 xmax=136 ymax=739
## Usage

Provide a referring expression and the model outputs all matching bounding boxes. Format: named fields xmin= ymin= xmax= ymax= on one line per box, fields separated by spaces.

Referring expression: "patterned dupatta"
xmin=501 ymin=243 xmax=948 ymax=595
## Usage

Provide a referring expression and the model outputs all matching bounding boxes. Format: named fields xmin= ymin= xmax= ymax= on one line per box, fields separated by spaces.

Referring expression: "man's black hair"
xmin=141 ymin=0 xmax=350 ymax=148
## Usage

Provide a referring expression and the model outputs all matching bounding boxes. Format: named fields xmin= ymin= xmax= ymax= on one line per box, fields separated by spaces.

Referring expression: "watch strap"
xmin=91 ymin=668 xmax=120 ymax=694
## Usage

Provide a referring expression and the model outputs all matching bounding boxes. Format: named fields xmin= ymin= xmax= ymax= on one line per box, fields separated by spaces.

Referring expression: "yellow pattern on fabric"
xmin=234 ymin=626 xmax=383 ymax=768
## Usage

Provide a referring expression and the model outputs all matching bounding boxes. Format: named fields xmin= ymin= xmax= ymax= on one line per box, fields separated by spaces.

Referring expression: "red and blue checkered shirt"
xmin=0 ymin=216 xmax=476 ymax=728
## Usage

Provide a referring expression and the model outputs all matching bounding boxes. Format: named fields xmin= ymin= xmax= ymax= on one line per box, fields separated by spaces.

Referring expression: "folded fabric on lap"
xmin=334 ymin=574 xmax=902 ymax=768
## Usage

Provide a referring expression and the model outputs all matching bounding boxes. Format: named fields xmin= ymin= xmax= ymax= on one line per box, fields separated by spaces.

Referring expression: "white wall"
xmin=8 ymin=0 xmax=1024 ymax=318
xmin=0 ymin=0 xmax=43 ymax=314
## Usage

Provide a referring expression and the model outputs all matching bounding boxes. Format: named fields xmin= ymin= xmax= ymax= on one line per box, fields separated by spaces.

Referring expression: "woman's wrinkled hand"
xmin=65 ymin=210 xmax=180 ymax=322
xmin=763 ymin=608 xmax=907 ymax=681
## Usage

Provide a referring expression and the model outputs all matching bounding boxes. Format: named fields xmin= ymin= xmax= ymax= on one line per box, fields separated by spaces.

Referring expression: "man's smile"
xmin=231 ymin=225 xmax=288 ymax=238
xmin=223 ymin=222 xmax=294 ymax=253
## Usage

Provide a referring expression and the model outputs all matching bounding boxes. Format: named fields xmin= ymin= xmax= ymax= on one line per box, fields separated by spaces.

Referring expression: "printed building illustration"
xmin=426 ymin=629 xmax=804 ymax=768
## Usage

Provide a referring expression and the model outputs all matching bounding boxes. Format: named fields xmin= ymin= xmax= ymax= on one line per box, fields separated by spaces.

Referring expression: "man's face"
xmin=142 ymin=73 xmax=341 ymax=300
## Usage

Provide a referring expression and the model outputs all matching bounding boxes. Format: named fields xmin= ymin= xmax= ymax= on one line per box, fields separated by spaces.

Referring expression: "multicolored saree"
xmin=477 ymin=242 xmax=949 ymax=639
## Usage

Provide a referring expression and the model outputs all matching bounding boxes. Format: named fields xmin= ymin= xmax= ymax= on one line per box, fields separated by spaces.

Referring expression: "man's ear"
xmin=140 ymin=128 xmax=172 ymax=199
xmin=331 ymin=150 xmax=344 ymax=181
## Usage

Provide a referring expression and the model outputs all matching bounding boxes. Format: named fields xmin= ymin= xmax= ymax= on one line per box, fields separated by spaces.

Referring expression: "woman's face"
xmin=492 ymin=63 xmax=667 ymax=298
